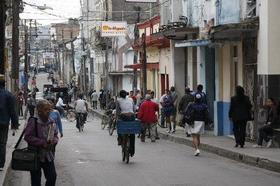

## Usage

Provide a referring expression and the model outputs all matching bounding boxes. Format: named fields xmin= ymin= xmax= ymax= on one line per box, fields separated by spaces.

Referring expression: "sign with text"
xmin=125 ymin=0 xmax=157 ymax=2
xmin=101 ymin=21 xmax=127 ymax=37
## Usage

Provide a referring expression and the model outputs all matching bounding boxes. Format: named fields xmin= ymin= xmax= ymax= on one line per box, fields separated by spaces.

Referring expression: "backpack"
xmin=183 ymin=103 xmax=195 ymax=125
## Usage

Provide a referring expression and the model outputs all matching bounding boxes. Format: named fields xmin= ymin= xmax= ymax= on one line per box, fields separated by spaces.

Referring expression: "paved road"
xmin=6 ymin=114 xmax=280 ymax=186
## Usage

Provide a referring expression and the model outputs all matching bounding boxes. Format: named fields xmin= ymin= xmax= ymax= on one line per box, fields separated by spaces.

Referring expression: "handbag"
xmin=11 ymin=118 xmax=40 ymax=171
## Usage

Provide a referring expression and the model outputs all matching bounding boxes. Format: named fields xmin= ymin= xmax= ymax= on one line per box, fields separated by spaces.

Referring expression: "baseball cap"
xmin=195 ymin=93 xmax=202 ymax=99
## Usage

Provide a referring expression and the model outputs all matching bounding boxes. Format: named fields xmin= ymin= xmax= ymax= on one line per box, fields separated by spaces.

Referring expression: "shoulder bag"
xmin=11 ymin=118 xmax=40 ymax=171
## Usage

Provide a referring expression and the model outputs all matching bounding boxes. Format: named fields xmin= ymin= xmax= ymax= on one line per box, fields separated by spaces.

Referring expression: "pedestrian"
xmin=178 ymin=87 xmax=194 ymax=137
xmin=195 ymin=84 xmax=207 ymax=105
xmin=24 ymin=100 xmax=58 ymax=186
xmin=91 ymin=90 xmax=98 ymax=109
xmin=253 ymin=98 xmax=280 ymax=148
xmin=160 ymin=89 xmax=175 ymax=133
xmin=185 ymin=93 xmax=209 ymax=156
xmin=27 ymin=93 xmax=36 ymax=117
xmin=0 ymin=74 xmax=19 ymax=171
xmin=48 ymin=99 xmax=63 ymax=138
xmin=17 ymin=91 xmax=24 ymax=117
xmin=229 ymin=86 xmax=252 ymax=148
xmin=56 ymin=95 xmax=66 ymax=117
xmin=170 ymin=86 xmax=178 ymax=133
xmin=138 ymin=94 xmax=159 ymax=142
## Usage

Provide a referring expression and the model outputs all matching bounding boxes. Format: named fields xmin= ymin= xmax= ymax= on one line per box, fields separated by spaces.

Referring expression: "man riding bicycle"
xmin=74 ymin=94 xmax=89 ymax=130
xmin=116 ymin=90 xmax=136 ymax=157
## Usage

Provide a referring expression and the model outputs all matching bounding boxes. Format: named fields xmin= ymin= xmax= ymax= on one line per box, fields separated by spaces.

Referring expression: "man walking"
xmin=170 ymin=86 xmax=178 ymax=133
xmin=91 ymin=90 xmax=98 ymax=109
xmin=138 ymin=94 xmax=159 ymax=142
xmin=178 ymin=87 xmax=194 ymax=136
xmin=0 ymin=74 xmax=19 ymax=170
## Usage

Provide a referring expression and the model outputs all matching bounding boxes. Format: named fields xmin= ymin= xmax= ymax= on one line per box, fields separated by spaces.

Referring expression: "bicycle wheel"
xmin=109 ymin=119 xmax=115 ymax=136
xmin=122 ymin=137 xmax=126 ymax=162
xmin=101 ymin=116 xmax=107 ymax=130
xmin=125 ymin=136 xmax=130 ymax=164
xmin=67 ymin=111 xmax=76 ymax=122
xmin=78 ymin=114 xmax=82 ymax=132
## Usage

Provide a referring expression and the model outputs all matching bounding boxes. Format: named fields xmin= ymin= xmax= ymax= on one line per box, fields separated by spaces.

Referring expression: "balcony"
xmin=133 ymin=32 xmax=170 ymax=50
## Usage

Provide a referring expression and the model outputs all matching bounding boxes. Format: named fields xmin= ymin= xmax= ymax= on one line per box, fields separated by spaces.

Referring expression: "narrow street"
xmin=7 ymin=114 xmax=280 ymax=186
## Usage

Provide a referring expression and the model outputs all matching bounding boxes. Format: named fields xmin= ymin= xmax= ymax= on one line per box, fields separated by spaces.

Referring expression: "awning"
xmin=175 ymin=39 xmax=211 ymax=48
xmin=109 ymin=71 xmax=134 ymax=76
xmin=210 ymin=18 xmax=259 ymax=41
xmin=162 ymin=27 xmax=199 ymax=40
xmin=124 ymin=63 xmax=159 ymax=70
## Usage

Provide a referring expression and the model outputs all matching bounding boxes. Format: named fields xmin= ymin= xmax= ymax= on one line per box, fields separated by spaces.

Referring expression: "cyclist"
xmin=116 ymin=90 xmax=136 ymax=157
xmin=74 ymin=94 xmax=89 ymax=130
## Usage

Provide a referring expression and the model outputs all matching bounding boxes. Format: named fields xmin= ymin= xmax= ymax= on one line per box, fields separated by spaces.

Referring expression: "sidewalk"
xmin=0 ymin=119 xmax=25 ymax=186
xmin=91 ymin=109 xmax=280 ymax=173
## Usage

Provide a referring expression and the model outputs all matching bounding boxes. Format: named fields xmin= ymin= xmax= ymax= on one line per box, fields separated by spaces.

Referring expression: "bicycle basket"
xmin=117 ymin=120 xmax=141 ymax=134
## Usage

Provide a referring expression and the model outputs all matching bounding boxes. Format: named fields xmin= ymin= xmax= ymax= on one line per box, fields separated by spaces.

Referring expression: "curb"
xmin=158 ymin=132 xmax=280 ymax=173
xmin=91 ymin=109 xmax=280 ymax=173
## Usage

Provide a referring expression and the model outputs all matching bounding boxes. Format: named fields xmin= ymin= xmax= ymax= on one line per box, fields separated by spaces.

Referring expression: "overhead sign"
xmin=101 ymin=21 xmax=127 ymax=37
xmin=43 ymin=52 xmax=55 ymax=59
xmin=125 ymin=0 xmax=157 ymax=2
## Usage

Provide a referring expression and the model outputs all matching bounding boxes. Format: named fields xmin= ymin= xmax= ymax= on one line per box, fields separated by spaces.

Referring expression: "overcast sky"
xmin=20 ymin=0 xmax=81 ymax=25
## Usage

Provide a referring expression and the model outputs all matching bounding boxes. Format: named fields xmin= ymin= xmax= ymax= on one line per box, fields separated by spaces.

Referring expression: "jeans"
xmin=92 ymin=101 xmax=97 ymax=109
xmin=257 ymin=125 xmax=274 ymax=146
xmin=233 ymin=120 xmax=247 ymax=146
xmin=0 ymin=125 xmax=9 ymax=168
xmin=141 ymin=123 xmax=156 ymax=141
xmin=30 ymin=160 xmax=57 ymax=186
xmin=160 ymin=108 xmax=165 ymax=127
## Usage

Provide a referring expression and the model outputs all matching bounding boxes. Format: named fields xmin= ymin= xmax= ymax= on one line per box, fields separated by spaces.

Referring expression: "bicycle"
xmin=64 ymin=105 xmax=76 ymax=122
xmin=108 ymin=112 xmax=116 ymax=136
xmin=76 ymin=113 xmax=85 ymax=132
xmin=101 ymin=110 xmax=112 ymax=130
xmin=117 ymin=120 xmax=141 ymax=164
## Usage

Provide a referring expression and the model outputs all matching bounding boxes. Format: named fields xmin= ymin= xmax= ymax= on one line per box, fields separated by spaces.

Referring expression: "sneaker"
xmin=266 ymin=140 xmax=272 ymax=148
xmin=252 ymin=144 xmax=262 ymax=148
xmin=194 ymin=149 xmax=200 ymax=156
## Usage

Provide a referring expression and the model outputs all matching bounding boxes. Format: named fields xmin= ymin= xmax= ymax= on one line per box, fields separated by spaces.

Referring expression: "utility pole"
xmin=61 ymin=29 xmax=65 ymax=83
xmin=141 ymin=33 xmax=147 ymax=95
xmin=133 ymin=6 xmax=141 ymax=93
xmin=104 ymin=0 xmax=109 ymax=107
xmin=70 ymin=31 xmax=75 ymax=77
xmin=81 ymin=23 xmax=86 ymax=93
xmin=24 ymin=20 xmax=29 ymax=101
xmin=0 ymin=0 xmax=6 ymax=76
xmin=11 ymin=0 xmax=20 ymax=93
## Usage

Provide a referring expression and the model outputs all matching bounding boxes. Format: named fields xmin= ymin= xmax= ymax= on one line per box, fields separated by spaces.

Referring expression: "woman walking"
xmin=229 ymin=86 xmax=252 ymax=148
xmin=185 ymin=93 xmax=209 ymax=156
xmin=24 ymin=100 xmax=58 ymax=186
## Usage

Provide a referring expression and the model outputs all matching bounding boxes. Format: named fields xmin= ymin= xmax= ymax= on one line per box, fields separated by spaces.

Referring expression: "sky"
xmin=20 ymin=0 xmax=81 ymax=25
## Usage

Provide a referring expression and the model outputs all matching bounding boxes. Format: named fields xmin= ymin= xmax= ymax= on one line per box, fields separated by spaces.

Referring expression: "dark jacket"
xmin=186 ymin=102 xmax=209 ymax=123
xmin=178 ymin=94 xmax=194 ymax=113
xmin=0 ymin=88 xmax=19 ymax=128
xmin=229 ymin=95 xmax=252 ymax=122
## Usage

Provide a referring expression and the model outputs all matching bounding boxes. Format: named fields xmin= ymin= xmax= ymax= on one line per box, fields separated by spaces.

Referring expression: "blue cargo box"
xmin=117 ymin=120 xmax=142 ymax=134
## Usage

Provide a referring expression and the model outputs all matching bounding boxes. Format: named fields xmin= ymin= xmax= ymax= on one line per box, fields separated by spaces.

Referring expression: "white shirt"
xmin=118 ymin=98 xmax=134 ymax=114
xmin=91 ymin=92 xmax=98 ymax=101
xmin=75 ymin=99 xmax=87 ymax=113
xmin=56 ymin=97 xmax=65 ymax=107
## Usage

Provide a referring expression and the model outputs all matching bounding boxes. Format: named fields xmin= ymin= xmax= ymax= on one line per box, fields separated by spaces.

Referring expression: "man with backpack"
xmin=160 ymin=89 xmax=175 ymax=133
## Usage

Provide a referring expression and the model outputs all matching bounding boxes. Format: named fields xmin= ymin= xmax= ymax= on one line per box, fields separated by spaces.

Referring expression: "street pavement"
xmin=6 ymin=114 xmax=280 ymax=186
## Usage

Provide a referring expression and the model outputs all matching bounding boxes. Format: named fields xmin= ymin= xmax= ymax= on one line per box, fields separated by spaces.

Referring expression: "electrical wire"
xmin=80 ymin=0 xmax=170 ymax=22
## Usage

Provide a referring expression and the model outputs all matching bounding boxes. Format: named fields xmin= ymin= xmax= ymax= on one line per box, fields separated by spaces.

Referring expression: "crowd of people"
xmin=1 ymin=69 xmax=280 ymax=185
